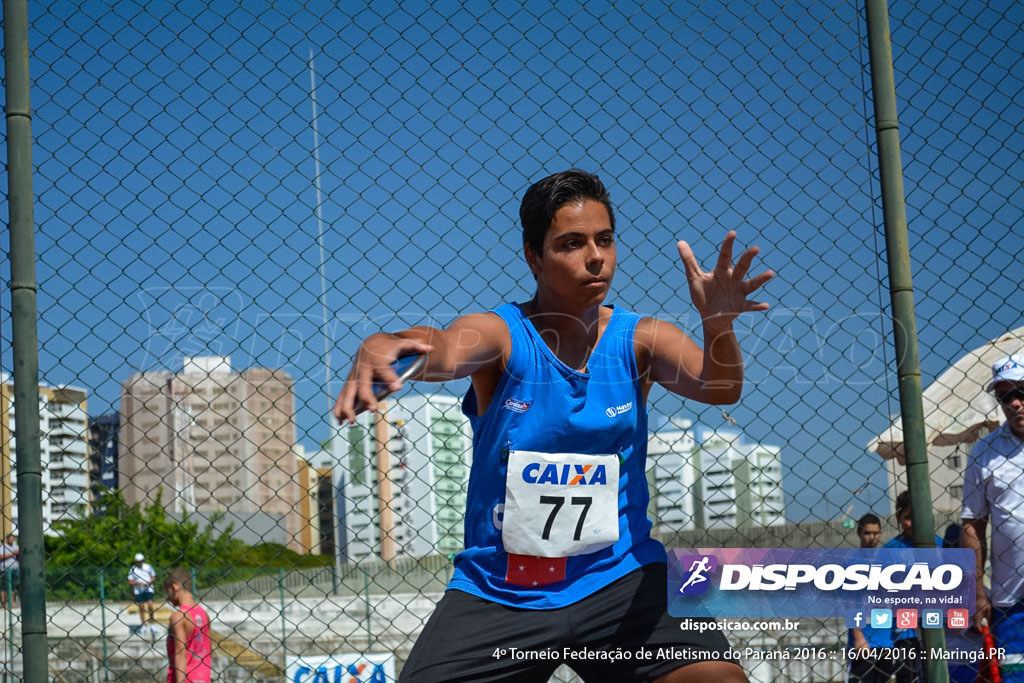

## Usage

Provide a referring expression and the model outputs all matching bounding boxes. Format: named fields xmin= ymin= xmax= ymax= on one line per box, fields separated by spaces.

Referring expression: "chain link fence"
xmin=2 ymin=0 xmax=1022 ymax=681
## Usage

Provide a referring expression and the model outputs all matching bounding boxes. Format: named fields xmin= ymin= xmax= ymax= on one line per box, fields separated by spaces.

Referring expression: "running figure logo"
xmin=677 ymin=554 xmax=718 ymax=595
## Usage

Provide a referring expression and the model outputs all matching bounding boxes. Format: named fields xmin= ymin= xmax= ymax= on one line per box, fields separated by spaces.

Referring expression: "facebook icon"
xmin=845 ymin=609 xmax=866 ymax=629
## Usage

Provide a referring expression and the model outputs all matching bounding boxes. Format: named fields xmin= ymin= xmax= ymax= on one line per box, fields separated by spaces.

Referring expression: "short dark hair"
xmin=519 ymin=169 xmax=615 ymax=256
xmin=856 ymin=513 xmax=881 ymax=532
xmin=895 ymin=490 xmax=911 ymax=515
xmin=163 ymin=568 xmax=193 ymax=593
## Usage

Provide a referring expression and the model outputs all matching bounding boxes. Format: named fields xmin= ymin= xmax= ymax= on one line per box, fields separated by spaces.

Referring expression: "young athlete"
xmin=334 ymin=169 xmax=773 ymax=682
xmin=164 ymin=568 xmax=212 ymax=683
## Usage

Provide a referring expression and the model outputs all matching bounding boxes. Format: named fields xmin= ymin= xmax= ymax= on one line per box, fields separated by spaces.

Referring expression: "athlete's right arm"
xmin=333 ymin=312 xmax=508 ymax=424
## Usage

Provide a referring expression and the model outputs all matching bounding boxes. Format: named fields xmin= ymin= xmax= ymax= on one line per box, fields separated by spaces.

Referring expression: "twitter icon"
xmin=871 ymin=609 xmax=893 ymax=629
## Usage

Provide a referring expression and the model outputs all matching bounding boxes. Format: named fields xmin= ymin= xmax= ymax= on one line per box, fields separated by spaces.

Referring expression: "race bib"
xmin=502 ymin=450 xmax=620 ymax=558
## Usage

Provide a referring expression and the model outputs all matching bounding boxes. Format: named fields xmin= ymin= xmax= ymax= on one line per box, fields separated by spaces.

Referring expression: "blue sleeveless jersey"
xmin=448 ymin=302 xmax=666 ymax=608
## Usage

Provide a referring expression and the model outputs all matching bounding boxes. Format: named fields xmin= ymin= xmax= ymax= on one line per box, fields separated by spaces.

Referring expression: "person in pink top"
xmin=163 ymin=568 xmax=212 ymax=683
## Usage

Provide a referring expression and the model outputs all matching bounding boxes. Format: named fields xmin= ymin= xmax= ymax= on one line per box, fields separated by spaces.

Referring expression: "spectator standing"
xmin=962 ymin=353 xmax=1024 ymax=682
xmin=848 ymin=513 xmax=895 ymax=683
xmin=128 ymin=552 xmax=158 ymax=636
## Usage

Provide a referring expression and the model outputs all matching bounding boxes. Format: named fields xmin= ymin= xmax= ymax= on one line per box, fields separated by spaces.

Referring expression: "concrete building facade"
xmin=293 ymin=445 xmax=321 ymax=555
xmin=119 ymin=357 xmax=302 ymax=550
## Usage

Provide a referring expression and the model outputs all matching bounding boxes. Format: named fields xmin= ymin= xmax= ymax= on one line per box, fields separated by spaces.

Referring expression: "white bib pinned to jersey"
xmin=502 ymin=450 xmax=620 ymax=558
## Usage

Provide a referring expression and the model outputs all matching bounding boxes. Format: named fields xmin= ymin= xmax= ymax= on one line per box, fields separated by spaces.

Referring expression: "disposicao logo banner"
xmin=667 ymin=548 xmax=976 ymax=618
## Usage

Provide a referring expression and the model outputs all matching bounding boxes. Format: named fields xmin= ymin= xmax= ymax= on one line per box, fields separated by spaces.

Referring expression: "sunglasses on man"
xmin=995 ymin=387 xmax=1024 ymax=406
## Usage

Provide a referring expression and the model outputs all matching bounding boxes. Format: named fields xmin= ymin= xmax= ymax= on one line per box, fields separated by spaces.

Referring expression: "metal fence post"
xmin=2 ymin=0 xmax=47 ymax=680
xmin=864 ymin=0 xmax=948 ymax=680
xmin=363 ymin=566 xmax=372 ymax=648
xmin=98 ymin=570 xmax=109 ymax=681
xmin=278 ymin=568 xmax=287 ymax=669
xmin=4 ymin=570 xmax=12 ymax=683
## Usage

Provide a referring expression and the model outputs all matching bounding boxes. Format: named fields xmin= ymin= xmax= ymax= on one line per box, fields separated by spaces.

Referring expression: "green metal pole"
xmin=864 ymin=1 xmax=947 ymax=680
xmin=278 ymin=568 xmax=287 ymax=670
xmin=363 ymin=567 xmax=372 ymax=648
xmin=362 ymin=565 xmax=374 ymax=651
xmin=5 ymin=569 xmax=12 ymax=682
xmin=99 ymin=570 xmax=109 ymax=681
xmin=3 ymin=0 xmax=48 ymax=681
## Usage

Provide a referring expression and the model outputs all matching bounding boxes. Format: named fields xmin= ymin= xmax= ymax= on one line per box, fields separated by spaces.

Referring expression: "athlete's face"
xmin=526 ymin=200 xmax=616 ymax=309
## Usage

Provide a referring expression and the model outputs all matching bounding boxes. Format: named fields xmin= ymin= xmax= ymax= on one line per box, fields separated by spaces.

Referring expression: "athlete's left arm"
xmin=636 ymin=232 xmax=772 ymax=405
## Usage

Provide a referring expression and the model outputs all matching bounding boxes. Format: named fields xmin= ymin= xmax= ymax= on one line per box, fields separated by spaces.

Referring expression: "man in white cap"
xmin=127 ymin=552 xmax=157 ymax=636
xmin=962 ymin=352 xmax=1024 ymax=681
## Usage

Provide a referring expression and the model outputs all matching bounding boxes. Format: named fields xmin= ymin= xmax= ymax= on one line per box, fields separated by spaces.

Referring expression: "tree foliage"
xmin=46 ymin=489 xmax=242 ymax=572
xmin=43 ymin=489 xmax=333 ymax=601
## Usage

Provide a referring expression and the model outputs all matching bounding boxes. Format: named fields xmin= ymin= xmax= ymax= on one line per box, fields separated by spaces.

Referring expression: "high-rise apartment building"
xmin=306 ymin=447 xmax=343 ymax=558
xmin=120 ymin=357 xmax=302 ymax=550
xmin=335 ymin=395 xmax=471 ymax=562
xmin=1 ymin=374 xmax=90 ymax=535
xmin=88 ymin=413 xmax=120 ymax=505
xmin=316 ymin=465 xmax=338 ymax=557
xmin=646 ymin=419 xmax=698 ymax=533
xmin=692 ymin=429 xmax=785 ymax=529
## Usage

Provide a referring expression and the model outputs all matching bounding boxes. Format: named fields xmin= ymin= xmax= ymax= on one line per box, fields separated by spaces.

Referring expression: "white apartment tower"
xmin=646 ymin=419 xmax=698 ymax=533
xmin=1 ymin=374 xmax=91 ymax=535
xmin=693 ymin=429 xmax=785 ymax=529
xmin=336 ymin=394 xmax=471 ymax=562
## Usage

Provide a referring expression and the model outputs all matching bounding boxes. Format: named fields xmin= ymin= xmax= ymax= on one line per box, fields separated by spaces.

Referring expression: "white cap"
xmin=134 ymin=553 xmax=144 ymax=562
xmin=987 ymin=354 xmax=1024 ymax=392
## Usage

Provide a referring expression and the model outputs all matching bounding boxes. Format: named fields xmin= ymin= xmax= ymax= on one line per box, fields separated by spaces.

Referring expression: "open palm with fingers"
xmin=676 ymin=231 xmax=774 ymax=331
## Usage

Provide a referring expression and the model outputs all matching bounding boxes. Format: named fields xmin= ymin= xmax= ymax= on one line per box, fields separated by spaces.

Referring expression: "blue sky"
xmin=2 ymin=0 xmax=1021 ymax=524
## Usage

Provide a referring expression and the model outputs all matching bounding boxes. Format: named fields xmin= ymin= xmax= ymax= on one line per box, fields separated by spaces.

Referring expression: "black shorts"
xmin=400 ymin=563 xmax=734 ymax=683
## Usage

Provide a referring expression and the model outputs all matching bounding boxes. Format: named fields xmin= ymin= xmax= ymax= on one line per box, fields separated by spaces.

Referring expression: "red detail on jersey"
xmin=505 ymin=554 xmax=567 ymax=587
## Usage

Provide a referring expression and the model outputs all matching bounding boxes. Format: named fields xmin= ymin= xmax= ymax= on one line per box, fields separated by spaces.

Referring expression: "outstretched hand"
xmin=333 ymin=334 xmax=433 ymax=424
xmin=676 ymin=231 xmax=773 ymax=332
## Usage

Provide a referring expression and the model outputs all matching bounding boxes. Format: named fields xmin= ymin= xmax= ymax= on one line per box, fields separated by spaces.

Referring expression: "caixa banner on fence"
xmin=667 ymin=548 xmax=976 ymax=618
xmin=286 ymin=652 xmax=396 ymax=683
